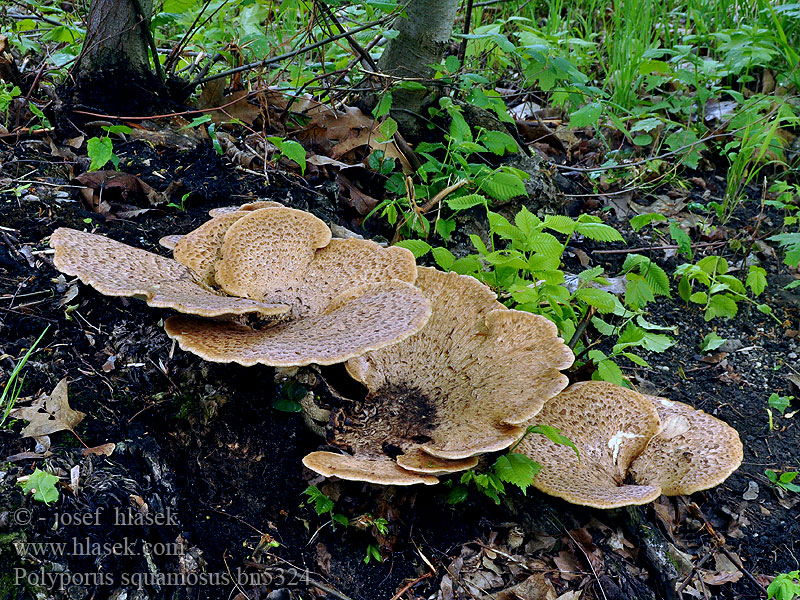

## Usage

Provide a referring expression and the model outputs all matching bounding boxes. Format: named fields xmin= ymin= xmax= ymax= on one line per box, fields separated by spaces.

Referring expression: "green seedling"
xmin=767 ymin=393 xmax=795 ymax=430
xmin=87 ymin=125 xmax=131 ymax=171
xmin=1 ymin=326 xmax=49 ymax=427
xmin=768 ymin=570 xmax=800 ymax=600
xmin=765 ymin=470 xmax=800 ymax=493
xmin=18 ymin=468 xmax=60 ymax=504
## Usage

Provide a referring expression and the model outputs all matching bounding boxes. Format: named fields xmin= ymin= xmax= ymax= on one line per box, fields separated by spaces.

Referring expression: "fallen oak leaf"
xmin=82 ymin=442 xmax=116 ymax=457
xmin=11 ymin=378 xmax=85 ymax=438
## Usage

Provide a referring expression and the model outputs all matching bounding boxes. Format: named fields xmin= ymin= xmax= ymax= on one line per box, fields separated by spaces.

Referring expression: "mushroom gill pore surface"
xmin=517 ymin=381 xmax=743 ymax=508
xmin=302 ymin=267 xmax=574 ymax=485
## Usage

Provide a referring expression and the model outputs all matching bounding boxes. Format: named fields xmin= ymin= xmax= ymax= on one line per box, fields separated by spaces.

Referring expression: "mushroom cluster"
xmin=50 ymin=203 xmax=431 ymax=367
xmin=50 ymin=203 xmax=743 ymax=505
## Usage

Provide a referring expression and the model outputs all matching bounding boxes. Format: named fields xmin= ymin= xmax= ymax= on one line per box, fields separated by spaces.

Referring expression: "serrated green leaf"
xmin=575 ymin=287 xmax=616 ymax=313
xmin=689 ymin=291 xmax=708 ymax=304
xmin=625 ymin=273 xmax=655 ymax=309
xmin=669 ymin=222 xmax=693 ymax=259
xmin=479 ymin=130 xmax=517 ymax=155
xmin=446 ymin=194 xmax=487 ymax=210
xmin=576 ymin=222 xmax=624 ymax=242
xmin=595 ymin=359 xmax=625 ymax=385
xmin=373 ymin=92 xmax=393 ymax=118
xmin=432 ymin=247 xmax=456 ymax=270
xmin=746 ymin=265 xmax=767 ymax=296
xmin=705 ymin=294 xmax=738 ymax=320
xmin=525 ymin=424 xmax=580 ymax=459
xmin=494 ymin=453 xmax=540 ymax=494
xmin=394 ymin=239 xmax=432 ymax=258
xmin=543 ymin=215 xmax=576 ymax=235
xmin=697 ymin=256 xmax=729 ymax=275
xmin=484 ymin=171 xmax=527 ymax=202
xmin=701 ymin=332 xmax=727 ymax=352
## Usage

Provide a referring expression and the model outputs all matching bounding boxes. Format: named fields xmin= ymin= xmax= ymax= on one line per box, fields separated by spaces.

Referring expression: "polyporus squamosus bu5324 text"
xmin=50 ymin=205 xmax=431 ymax=367
xmin=517 ymin=381 xmax=743 ymax=509
xmin=302 ymin=266 xmax=576 ymax=485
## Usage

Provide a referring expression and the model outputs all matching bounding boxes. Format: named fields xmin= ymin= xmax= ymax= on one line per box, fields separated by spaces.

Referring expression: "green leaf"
xmin=630 ymin=213 xmax=667 ymax=232
xmin=746 ymin=265 xmax=767 ymax=297
xmin=543 ymin=215 xmax=576 ymax=235
xmin=445 ymin=194 xmax=487 ymax=210
xmin=625 ymin=273 xmax=655 ymax=309
xmin=87 ymin=136 xmax=114 ymax=171
xmin=373 ymin=92 xmax=393 ymax=118
xmin=431 ymin=247 xmax=456 ymax=270
xmin=19 ymin=469 xmax=59 ymax=504
xmin=697 ymin=256 xmax=729 ymax=275
xmin=705 ymin=294 xmax=738 ymax=320
xmin=595 ymin=359 xmax=625 ymax=385
xmin=570 ymin=102 xmax=602 ymax=127
xmin=163 ymin=0 xmax=196 ymax=12
xmin=526 ymin=424 xmax=580 ymax=459
xmin=641 ymin=331 xmax=676 ymax=352
xmin=379 ymin=117 xmax=398 ymax=141
xmin=701 ymin=332 xmax=727 ymax=352
xmin=279 ymin=140 xmax=306 ymax=174
xmin=395 ymin=239 xmax=432 ymax=258
xmin=575 ymin=287 xmax=616 ymax=313
xmin=494 ymin=453 xmax=540 ymax=494
xmin=484 ymin=171 xmax=527 ymax=202
xmin=669 ymin=222 xmax=693 ymax=259
xmin=689 ymin=291 xmax=708 ymax=304
xmin=302 ymin=486 xmax=334 ymax=515
xmin=768 ymin=393 xmax=792 ymax=415
xmin=479 ymin=130 xmax=517 ymax=155
xmin=449 ymin=111 xmax=472 ymax=143
xmin=576 ymin=222 xmax=624 ymax=242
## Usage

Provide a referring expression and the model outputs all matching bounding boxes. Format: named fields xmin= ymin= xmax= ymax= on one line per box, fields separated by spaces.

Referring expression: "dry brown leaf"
xmin=11 ymin=378 xmax=85 ymax=438
xmin=82 ymin=442 xmax=116 ymax=457
xmin=495 ymin=573 xmax=556 ymax=600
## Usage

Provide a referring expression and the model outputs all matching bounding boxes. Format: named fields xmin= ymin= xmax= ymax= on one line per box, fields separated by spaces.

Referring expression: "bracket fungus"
xmin=517 ymin=381 xmax=743 ymax=509
xmin=302 ymin=267 xmax=575 ymax=485
xmin=51 ymin=205 xmax=432 ymax=367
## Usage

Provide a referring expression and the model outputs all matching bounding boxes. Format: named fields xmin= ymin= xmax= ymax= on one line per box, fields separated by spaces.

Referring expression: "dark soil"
xmin=0 ymin=138 xmax=798 ymax=600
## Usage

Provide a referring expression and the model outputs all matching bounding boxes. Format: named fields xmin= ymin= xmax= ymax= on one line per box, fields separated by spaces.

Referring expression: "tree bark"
xmin=70 ymin=0 xmax=162 ymax=116
xmin=375 ymin=0 xmax=460 ymax=132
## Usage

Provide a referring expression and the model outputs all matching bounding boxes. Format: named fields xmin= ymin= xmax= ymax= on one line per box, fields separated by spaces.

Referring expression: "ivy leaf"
xmin=746 ymin=265 xmax=767 ymax=296
xmin=494 ymin=453 xmax=540 ymax=494
xmin=394 ymin=239 xmax=432 ymax=258
xmin=19 ymin=469 xmax=59 ymax=504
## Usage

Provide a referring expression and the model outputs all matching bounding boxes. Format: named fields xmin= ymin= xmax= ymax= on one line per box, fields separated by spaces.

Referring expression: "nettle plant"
xmin=411 ymin=207 xmax=675 ymax=385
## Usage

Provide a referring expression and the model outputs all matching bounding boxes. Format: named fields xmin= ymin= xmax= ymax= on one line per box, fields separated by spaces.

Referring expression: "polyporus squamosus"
xmin=517 ymin=381 xmax=743 ymax=509
xmin=50 ymin=204 xmax=431 ymax=367
xmin=302 ymin=267 xmax=576 ymax=485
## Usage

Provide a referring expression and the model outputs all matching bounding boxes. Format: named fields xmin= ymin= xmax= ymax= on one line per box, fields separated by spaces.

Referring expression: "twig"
xmin=390 ymin=573 xmax=432 ymax=600
xmin=315 ymin=0 xmax=378 ymax=71
xmin=564 ymin=527 xmax=609 ymax=600
xmin=457 ymin=0 xmax=475 ymax=66
xmin=676 ymin=548 xmax=714 ymax=594
xmin=184 ymin=13 xmax=398 ymax=92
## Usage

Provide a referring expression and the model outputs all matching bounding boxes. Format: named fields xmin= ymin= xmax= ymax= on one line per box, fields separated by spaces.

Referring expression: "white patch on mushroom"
xmin=608 ymin=431 xmax=644 ymax=464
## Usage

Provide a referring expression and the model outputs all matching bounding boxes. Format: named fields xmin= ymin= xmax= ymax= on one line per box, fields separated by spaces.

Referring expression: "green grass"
xmin=0 ymin=326 xmax=49 ymax=427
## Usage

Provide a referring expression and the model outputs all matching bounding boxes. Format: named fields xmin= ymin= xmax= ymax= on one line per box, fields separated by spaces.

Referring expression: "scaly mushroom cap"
xmin=629 ymin=396 xmax=743 ymax=495
xmin=518 ymin=382 xmax=744 ymax=508
xmin=518 ymin=381 xmax=662 ymax=509
xmin=303 ymin=267 xmax=574 ymax=485
xmin=50 ymin=228 xmax=288 ymax=318
xmin=164 ymin=280 xmax=432 ymax=367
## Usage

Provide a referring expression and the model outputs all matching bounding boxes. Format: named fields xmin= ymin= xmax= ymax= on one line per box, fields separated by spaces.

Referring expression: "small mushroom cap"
xmin=395 ymin=451 xmax=479 ymax=474
xmin=629 ymin=397 xmax=743 ymax=495
xmin=208 ymin=201 xmax=283 ymax=217
xmin=159 ymin=234 xmax=183 ymax=251
xmin=173 ymin=212 xmax=253 ymax=286
xmin=302 ymin=451 xmax=439 ymax=485
xmin=215 ymin=207 xmax=332 ymax=300
xmin=164 ymin=280 xmax=432 ymax=367
xmin=50 ymin=228 xmax=288 ymax=318
xmin=344 ymin=267 xmax=574 ymax=461
xmin=518 ymin=381 xmax=663 ymax=509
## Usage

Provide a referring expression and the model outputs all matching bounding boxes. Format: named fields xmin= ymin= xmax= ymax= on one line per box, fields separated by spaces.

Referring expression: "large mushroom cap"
xmin=50 ymin=228 xmax=289 ymax=318
xmin=518 ymin=381 xmax=744 ymax=508
xmin=629 ymin=396 xmax=743 ymax=495
xmin=164 ymin=280 xmax=432 ymax=367
xmin=302 ymin=452 xmax=439 ymax=486
xmin=303 ymin=267 xmax=574 ymax=485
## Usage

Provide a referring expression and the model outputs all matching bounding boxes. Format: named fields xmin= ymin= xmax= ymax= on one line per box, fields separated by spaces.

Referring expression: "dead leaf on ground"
xmin=338 ymin=173 xmax=380 ymax=215
xmin=74 ymin=171 xmax=177 ymax=218
xmin=82 ymin=442 xmax=116 ymax=457
xmin=11 ymin=378 xmax=85 ymax=438
xmin=494 ymin=573 xmax=556 ymax=600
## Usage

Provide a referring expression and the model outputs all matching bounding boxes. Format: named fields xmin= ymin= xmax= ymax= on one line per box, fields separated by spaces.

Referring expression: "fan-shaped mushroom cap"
xmin=159 ymin=234 xmax=183 ymax=251
xmin=345 ymin=267 xmax=574 ymax=460
xmin=518 ymin=382 xmax=744 ymax=508
xmin=302 ymin=267 xmax=573 ymax=486
xmin=215 ymin=207 xmax=332 ymax=300
xmin=302 ymin=452 xmax=439 ymax=485
xmin=518 ymin=381 xmax=662 ymax=509
xmin=50 ymin=228 xmax=288 ymax=318
xmin=164 ymin=280 xmax=432 ymax=367
xmin=629 ymin=397 xmax=743 ymax=495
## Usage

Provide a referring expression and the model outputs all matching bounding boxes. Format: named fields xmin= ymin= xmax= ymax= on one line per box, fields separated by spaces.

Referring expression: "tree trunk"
xmin=70 ymin=0 xmax=162 ymax=116
xmin=376 ymin=0 xmax=460 ymax=132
